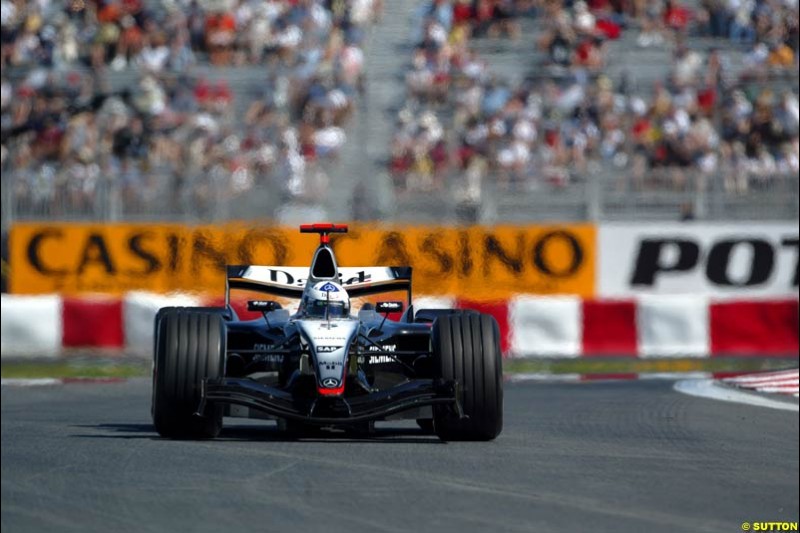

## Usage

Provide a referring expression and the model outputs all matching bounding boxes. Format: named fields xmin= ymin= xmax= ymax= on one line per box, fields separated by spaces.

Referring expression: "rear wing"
xmin=225 ymin=265 xmax=412 ymax=305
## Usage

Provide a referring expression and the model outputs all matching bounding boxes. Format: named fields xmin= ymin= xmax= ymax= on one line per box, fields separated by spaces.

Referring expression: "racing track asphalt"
xmin=2 ymin=377 xmax=798 ymax=533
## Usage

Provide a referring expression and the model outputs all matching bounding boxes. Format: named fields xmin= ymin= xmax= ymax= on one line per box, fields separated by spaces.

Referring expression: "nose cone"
xmin=297 ymin=320 xmax=359 ymax=396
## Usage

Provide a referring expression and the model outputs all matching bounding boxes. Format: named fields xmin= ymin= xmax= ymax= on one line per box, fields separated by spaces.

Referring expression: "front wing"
xmin=200 ymin=378 xmax=462 ymax=425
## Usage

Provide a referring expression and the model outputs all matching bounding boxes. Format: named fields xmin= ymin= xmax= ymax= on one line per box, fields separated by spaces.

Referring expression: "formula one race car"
xmin=152 ymin=224 xmax=503 ymax=441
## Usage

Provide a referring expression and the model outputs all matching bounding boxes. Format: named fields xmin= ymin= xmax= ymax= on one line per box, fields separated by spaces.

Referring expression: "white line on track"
xmin=725 ymin=375 xmax=798 ymax=385
xmin=1 ymin=378 xmax=62 ymax=387
xmin=674 ymin=379 xmax=799 ymax=412
xmin=726 ymin=370 xmax=798 ymax=381
xmin=755 ymin=385 xmax=800 ymax=393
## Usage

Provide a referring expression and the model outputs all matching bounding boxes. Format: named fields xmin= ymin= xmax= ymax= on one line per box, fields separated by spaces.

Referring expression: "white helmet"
xmin=301 ymin=280 xmax=350 ymax=318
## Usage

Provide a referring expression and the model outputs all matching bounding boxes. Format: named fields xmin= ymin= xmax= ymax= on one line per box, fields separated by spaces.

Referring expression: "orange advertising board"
xmin=9 ymin=223 xmax=596 ymax=298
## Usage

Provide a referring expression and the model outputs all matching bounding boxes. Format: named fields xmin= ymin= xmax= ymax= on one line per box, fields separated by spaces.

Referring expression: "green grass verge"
xmin=1 ymin=359 xmax=150 ymax=379
xmin=504 ymin=357 xmax=798 ymax=375
xmin=2 ymin=356 xmax=796 ymax=380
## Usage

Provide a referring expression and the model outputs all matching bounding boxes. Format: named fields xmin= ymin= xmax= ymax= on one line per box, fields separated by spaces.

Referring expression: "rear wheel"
xmin=152 ymin=308 xmax=226 ymax=439
xmin=432 ymin=314 xmax=503 ymax=441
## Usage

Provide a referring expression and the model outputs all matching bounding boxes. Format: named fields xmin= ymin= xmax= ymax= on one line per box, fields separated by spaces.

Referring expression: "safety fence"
xmin=3 ymin=167 xmax=798 ymax=229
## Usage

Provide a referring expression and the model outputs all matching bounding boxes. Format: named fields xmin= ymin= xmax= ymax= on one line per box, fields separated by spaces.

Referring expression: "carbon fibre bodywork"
xmin=205 ymin=308 xmax=460 ymax=426
xmin=182 ymin=224 xmax=462 ymax=427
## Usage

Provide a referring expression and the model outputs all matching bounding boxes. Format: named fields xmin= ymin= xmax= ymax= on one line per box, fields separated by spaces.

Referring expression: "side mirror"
xmin=247 ymin=300 xmax=281 ymax=313
xmin=376 ymin=301 xmax=404 ymax=314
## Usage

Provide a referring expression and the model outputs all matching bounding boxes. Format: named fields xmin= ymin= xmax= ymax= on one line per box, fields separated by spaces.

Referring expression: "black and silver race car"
xmin=152 ymin=223 xmax=503 ymax=441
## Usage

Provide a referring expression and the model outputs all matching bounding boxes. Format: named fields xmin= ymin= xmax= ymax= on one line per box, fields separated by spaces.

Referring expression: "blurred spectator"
xmin=538 ymin=1 xmax=622 ymax=70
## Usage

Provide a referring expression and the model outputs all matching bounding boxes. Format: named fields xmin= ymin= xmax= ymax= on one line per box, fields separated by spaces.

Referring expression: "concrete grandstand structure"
xmin=1 ymin=0 xmax=797 ymax=228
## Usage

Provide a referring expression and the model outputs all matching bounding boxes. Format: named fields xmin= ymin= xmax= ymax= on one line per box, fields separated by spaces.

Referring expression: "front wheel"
xmin=152 ymin=308 xmax=226 ymax=439
xmin=432 ymin=314 xmax=503 ymax=441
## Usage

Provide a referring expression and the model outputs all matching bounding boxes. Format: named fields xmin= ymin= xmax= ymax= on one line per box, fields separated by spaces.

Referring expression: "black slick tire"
xmin=152 ymin=308 xmax=226 ymax=439
xmin=432 ymin=314 xmax=503 ymax=441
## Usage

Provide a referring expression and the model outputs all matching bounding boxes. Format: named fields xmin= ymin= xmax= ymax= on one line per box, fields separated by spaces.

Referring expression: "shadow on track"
xmin=70 ymin=423 xmax=443 ymax=444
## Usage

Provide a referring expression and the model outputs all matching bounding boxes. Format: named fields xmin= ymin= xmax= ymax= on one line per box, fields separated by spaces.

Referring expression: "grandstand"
xmin=1 ymin=0 xmax=798 ymax=229
xmin=386 ymin=0 xmax=799 ymax=222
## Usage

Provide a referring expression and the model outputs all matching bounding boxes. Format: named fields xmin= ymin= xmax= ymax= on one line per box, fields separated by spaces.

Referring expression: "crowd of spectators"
xmin=1 ymin=0 xmax=381 ymax=69
xmin=389 ymin=0 xmax=799 ymax=198
xmin=1 ymin=0 xmax=797 ymax=221
xmin=697 ymin=1 xmax=798 ymax=49
xmin=1 ymin=0 xmax=380 ymax=219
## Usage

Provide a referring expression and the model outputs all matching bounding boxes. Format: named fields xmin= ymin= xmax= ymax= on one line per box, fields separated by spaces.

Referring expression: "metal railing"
xmin=4 ymin=163 xmax=796 ymax=228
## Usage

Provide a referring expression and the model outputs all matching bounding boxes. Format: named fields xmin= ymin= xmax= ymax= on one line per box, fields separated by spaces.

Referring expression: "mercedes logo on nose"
xmin=322 ymin=378 xmax=340 ymax=388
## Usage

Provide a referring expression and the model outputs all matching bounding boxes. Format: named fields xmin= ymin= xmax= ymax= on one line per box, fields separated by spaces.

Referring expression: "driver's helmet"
xmin=301 ymin=280 xmax=350 ymax=318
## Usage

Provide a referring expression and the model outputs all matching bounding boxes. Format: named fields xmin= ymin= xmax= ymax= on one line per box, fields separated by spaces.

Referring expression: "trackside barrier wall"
xmin=598 ymin=223 xmax=798 ymax=298
xmin=709 ymin=300 xmax=800 ymax=354
xmin=3 ymin=222 xmax=797 ymax=358
xmin=1 ymin=293 xmax=796 ymax=358
xmin=636 ymin=295 xmax=710 ymax=358
xmin=123 ymin=292 xmax=204 ymax=354
xmin=9 ymin=223 xmax=597 ymax=299
xmin=1 ymin=295 xmax=62 ymax=358
xmin=581 ymin=300 xmax=637 ymax=355
xmin=62 ymin=296 xmax=124 ymax=349
xmin=508 ymin=297 xmax=582 ymax=357
xmin=500 ymin=297 xmax=797 ymax=358
xmin=13 ymin=222 xmax=796 ymax=299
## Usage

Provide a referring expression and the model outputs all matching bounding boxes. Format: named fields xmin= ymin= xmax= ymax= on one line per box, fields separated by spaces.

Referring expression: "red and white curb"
xmin=674 ymin=369 xmax=800 ymax=412
xmin=722 ymin=369 xmax=799 ymax=397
